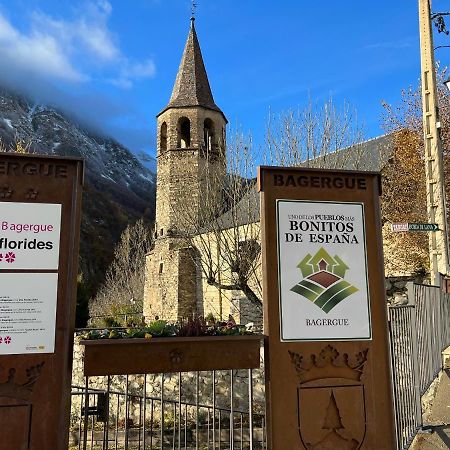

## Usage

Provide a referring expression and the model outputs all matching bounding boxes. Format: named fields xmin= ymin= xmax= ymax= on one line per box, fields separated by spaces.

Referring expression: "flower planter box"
xmin=80 ymin=335 xmax=262 ymax=376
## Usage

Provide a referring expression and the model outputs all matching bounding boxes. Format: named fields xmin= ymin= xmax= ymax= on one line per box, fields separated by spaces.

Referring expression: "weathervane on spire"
xmin=191 ymin=0 xmax=197 ymax=22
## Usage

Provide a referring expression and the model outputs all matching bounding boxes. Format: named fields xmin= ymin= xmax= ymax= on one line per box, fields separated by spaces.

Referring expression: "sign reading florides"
xmin=0 ymin=202 xmax=61 ymax=270
xmin=277 ymin=200 xmax=371 ymax=341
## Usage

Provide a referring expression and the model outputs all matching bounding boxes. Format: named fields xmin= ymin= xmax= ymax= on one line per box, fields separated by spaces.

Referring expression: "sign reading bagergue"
xmin=0 ymin=202 xmax=61 ymax=270
xmin=260 ymin=168 xmax=396 ymax=449
xmin=277 ymin=199 xmax=371 ymax=341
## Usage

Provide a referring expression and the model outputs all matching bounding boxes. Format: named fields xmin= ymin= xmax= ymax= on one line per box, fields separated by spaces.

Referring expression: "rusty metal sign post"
xmin=0 ymin=153 xmax=83 ymax=449
xmin=259 ymin=167 xmax=396 ymax=449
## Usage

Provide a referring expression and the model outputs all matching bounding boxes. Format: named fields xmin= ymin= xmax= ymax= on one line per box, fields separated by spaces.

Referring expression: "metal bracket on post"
xmin=81 ymin=392 xmax=108 ymax=423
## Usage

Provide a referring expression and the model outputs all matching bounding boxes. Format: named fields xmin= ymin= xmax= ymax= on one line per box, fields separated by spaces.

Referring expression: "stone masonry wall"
xmin=71 ymin=333 xmax=265 ymax=429
xmin=145 ymin=105 xmax=227 ymax=321
xmin=177 ymin=246 xmax=201 ymax=318
xmin=144 ymin=240 xmax=181 ymax=321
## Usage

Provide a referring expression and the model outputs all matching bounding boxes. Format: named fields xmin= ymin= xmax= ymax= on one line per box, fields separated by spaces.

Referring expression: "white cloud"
xmin=109 ymin=77 xmax=134 ymax=89
xmin=0 ymin=13 xmax=84 ymax=82
xmin=0 ymin=13 xmax=19 ymax=41
xmin=30 ymin=1 xmax=120 ymax=63
xmin=76 ymin=20 xmax=120 ymax=62
xmin=102 ymin=59 xmax=157 ymax=91
xmin=110 ymin=59 xmax=157 ymax=89
xmin=125 ymin=60 xmax=157 ymax=79
xmin=0 ymin=1 xmax=155 ymax=87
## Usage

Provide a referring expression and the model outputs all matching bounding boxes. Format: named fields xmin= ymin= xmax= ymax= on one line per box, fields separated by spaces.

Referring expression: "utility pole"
xmin=418 ymin=0 xmax=450 ymax=286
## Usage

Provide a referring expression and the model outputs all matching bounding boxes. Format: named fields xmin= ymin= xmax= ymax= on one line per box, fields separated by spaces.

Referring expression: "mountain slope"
xmin=0 ymin=88 xmax=156 ymax=300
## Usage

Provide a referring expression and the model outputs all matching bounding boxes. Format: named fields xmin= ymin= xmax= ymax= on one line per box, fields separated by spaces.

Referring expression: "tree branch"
xmin=206 ymin=277 xmax=262 ymax=309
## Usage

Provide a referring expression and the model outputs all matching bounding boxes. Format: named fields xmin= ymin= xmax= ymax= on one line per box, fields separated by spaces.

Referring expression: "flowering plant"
xmin=80 ymin=316 xmax=255 ymax=340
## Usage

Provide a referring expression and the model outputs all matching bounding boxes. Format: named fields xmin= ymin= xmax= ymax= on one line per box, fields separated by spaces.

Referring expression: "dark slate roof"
xmin=214 ymin=133 xmax=395 ymax=230
xmin=159 ymin=20 xmax=226 ymax=121
xmin=215 ymin=180 xmax=261 ymax=231
xmin=304 ymin=133 xmax=394 ymax=172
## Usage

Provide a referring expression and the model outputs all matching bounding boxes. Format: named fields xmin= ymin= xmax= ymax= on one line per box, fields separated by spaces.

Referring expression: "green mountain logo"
xmin=291 ymin=247 xmax=358 ymax=313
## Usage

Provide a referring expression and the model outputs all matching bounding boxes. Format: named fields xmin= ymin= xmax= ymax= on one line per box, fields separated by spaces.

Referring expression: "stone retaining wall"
xmin=71 ymin=333 xmax=265 ymax=428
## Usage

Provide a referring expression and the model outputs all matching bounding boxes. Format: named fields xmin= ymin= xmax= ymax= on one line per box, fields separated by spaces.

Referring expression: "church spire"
xmin=159 ymin=19 xmax=225 ymax=119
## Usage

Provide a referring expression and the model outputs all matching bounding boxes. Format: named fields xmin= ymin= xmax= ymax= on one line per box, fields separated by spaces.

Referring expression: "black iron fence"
xmin=70 ymin=282 xmax=450 ymax=450
xmin=70 ymin=369 xmax=266 ymax=450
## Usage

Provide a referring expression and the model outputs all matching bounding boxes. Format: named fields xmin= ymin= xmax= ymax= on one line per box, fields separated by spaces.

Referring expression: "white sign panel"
xmin=391 ymin=223 xmax=408 ymax=232
xmin=0 ymin=202 xmax=61 ymax=270
xmin=277 ymin=200 xmax=371 ymax=341
xmin=0 ymin=273 xmax=59 ymax=354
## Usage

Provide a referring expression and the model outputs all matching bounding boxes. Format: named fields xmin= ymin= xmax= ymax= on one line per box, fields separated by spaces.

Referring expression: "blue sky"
xmin=0 ymin=0 xmax=448 ymax=157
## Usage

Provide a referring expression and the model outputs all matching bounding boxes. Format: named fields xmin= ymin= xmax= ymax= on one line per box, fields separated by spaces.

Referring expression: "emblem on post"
xmin=289 ymin=345 xmax=368 ymax=449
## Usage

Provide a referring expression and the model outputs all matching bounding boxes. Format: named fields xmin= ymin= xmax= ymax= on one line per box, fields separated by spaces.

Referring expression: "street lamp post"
xmin=418 ymin=0 xmax=450 ymax=286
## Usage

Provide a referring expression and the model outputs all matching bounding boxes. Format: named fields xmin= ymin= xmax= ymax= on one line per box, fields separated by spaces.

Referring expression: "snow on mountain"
xmin=135 ymin=149 xmax=157 ymax=172
xmin=0 ymin=90 xmax=155 ymax=192
xmin=0 ymin=88 xmax=156 ymax=295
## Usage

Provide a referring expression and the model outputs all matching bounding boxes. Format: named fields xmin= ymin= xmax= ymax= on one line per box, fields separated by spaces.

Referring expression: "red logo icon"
xmin=4 ymin=336 xmax=11 ymax=344
xmin=0 ymin=337 xmax=3 ymax=344
xmin=5 ymin=252 xmax=15 ymax=264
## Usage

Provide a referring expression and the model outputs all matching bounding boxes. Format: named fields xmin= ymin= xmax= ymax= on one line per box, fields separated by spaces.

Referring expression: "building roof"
xmin=214 ymin=133 xmax=395 ymax=230
xmin=158 ymin=19 xmax=226 ymax=121
xmin=304 ymin=133 xmax=394 ymax=171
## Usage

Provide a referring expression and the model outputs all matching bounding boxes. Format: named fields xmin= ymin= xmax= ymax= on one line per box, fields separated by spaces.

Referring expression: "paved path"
xmin=410 ymin=369 xmax=450 ymax=449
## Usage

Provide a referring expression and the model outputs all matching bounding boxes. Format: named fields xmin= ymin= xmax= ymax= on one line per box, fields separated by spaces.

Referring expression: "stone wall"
xmin=231 ymin=296 xmax=263 ymax=330
xmin=144 ymin=105 xmax=227 ymax=321
xmin=144 ymin=240 xmax=181 ymax=321
xmin=385 ymin=274 xmax=428 ymax=305
xmin=71 ymin=333 xmax=265 ymax=428
xmin=155 ymin=107 xmax=226 ymax=238
xmin=177 ymin=246 xmax=201 ymax=318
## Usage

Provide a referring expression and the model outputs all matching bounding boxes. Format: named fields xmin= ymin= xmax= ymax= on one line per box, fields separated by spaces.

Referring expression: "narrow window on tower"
xmin=159 ymin=262 xmax=164 ymax=274
xmin=204 ymin=118 xmax=215 ymax=153
xmin=178 ymin=117 xmax=191 ymax=148
xmin=221 ymin=126 xmax=226 ymax=156
xmin=160 ymin=122 xmax=168 ymax=152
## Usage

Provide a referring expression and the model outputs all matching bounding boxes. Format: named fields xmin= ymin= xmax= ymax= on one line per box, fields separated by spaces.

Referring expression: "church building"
xmin=144 ymin=18 xmax=229 ymax=321
xmin=143 ymin=18 xmax=428 ymax=323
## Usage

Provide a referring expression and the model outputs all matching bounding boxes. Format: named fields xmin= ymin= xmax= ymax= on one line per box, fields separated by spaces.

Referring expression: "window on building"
xmin=177 ymin=117 xmax=191 ymax=148
xmin=204 ymin=118 xmax=215 ymax=152
xmin=159 ymin=262 xmax=164 ymax=274
xmin=160 ymin=122 xmax=168 ymax=152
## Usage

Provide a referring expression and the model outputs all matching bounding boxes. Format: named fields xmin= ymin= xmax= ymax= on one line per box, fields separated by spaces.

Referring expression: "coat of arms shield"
xmin=297 ymin=384 xmax=366 ymax=450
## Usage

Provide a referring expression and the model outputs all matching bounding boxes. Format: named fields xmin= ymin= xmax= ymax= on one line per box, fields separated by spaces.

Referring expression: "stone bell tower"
xmin=144 ymin=17 xmax=227 ymax=320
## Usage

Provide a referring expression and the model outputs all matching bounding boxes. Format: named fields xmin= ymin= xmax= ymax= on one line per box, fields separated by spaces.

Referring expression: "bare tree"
xmin=380 ymin=67 xmax=450 ymax=276
xmin=175 ymin=99 xmax=369 ymax=317
xmin=175 ymin=132 xmax=263 ymax=317
xmin=265 ymin=98 xmax=367 ymax=169
xmin=0 ymin=136 xmax=33 ymax=153
xmin=89 ymin=219 xmax=153 ymax=325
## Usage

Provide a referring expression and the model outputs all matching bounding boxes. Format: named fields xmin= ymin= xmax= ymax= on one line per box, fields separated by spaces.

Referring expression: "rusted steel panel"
xmin=258 ymin=166 xmax=396 ymax=450
xmin=82 ymin=335 xmax=262 ymax=375
xmin=0 ymin=153 xmax=83 ymax=450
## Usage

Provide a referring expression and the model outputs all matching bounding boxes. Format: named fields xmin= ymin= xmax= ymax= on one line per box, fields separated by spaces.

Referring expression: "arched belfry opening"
xmin=160 ymin=122 xmax=168 ymax=152
xmin=177 ymin=117 xmax=191 ymax=148
xmin=203 ymin=118 xmax=215 ymax=152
